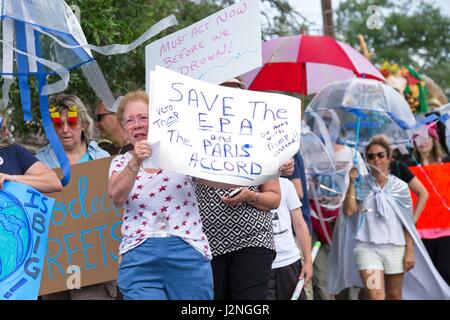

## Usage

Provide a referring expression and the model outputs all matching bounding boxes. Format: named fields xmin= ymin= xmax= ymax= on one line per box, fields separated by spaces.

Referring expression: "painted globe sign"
xmin=0 ymin=190 xmax=32 ymax=282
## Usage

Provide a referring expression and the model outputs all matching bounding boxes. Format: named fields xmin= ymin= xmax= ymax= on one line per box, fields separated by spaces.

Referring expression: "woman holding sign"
xmin=0 ymin=115 xmax=62 ymax=193
xmin=36 ymin=94 xmax=115 ymax=300
xmin=108 ymin=90 xmax=213 ymax=300
xmin=407 ymin=123 xmax=450 ymax=285
xmin=194 ymin=78 xmax=293 ymax=300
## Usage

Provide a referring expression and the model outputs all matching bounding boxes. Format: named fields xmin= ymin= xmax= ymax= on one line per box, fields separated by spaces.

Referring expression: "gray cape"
xmin=327 ymin=174 xmax=450 ymax=299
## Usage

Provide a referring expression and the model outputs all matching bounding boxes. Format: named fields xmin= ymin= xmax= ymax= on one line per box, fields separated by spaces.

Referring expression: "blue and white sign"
xmin=148 ymin=67 xmax=301 ymax=186
xmin=0 ymin=181 xmax=54 ymax=300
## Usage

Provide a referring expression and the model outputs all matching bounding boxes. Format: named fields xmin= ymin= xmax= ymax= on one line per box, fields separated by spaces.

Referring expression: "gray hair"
xmin=49 ymin=94 xmax=99 ymax=142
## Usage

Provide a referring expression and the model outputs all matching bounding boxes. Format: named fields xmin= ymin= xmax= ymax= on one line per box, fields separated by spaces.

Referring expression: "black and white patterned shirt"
xmin=195 ymin=184 xmax=275 ymax=256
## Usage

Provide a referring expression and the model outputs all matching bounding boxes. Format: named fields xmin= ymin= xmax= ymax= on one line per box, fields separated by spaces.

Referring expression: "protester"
xmin=94 ymin=96 xmax=133 ymax=155
xmin=268 ymin=177 xmax=312 ymax=300
xmin=0 ymin=115 xmax=62 ymax=193
xmin=342 ymin=135 xmax=416 ymax=299
xmin=36 ymin=94 xmax=110 ymax=166
xmin=108 ymin=90 xmax=213 ymax=300
xmin=309 ymin=141 xmax=367 ymax=300
xmin=36 ymin=94 xmax=114 ymax=300
xmin=194 ymin=77 xmax=293 ymax=300
xmin=407 ymin=123 xmax=450 ymax=285
xmin=286 ymin=152 xmax=313 ymax=299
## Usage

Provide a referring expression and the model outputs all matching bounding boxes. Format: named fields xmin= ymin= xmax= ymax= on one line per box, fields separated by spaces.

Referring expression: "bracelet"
xmin=247 ymin=191 xmax=259 ymax=205
xmin=126 ymin=163 xmax=139 ymax=173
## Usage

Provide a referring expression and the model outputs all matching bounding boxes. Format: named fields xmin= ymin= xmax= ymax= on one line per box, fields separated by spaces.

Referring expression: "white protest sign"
xmin=145 ymin=0 xmax=261 ymax=92
xmin=147 ymin=66 xmax=301 ymax=186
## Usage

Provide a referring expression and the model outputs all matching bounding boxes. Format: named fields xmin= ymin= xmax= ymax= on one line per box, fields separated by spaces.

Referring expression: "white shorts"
xmin=353 ymin=242 xmax=405 ymax=275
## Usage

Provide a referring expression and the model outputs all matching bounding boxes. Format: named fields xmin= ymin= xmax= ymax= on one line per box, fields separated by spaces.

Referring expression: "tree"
xmin=7 ymin=0 xmax=308 ymax=144
xmin=335 ymin=0 xmax=450 ymax=97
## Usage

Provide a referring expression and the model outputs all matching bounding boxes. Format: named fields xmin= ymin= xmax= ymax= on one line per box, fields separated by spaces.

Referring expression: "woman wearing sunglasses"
xmin=36 ymin=94 xmax=115 ymax=300
xmin=333 ymin=135 xmax=450 ymax=299
xmin=36 ymin=94 xmax=110 ymax=167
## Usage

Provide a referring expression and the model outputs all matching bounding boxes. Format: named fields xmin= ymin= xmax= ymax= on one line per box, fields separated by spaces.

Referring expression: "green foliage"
xmin=335 ymin=0 xmax=450 ymax=96
xmin=7 ymin=0 xmax=311 ymax=142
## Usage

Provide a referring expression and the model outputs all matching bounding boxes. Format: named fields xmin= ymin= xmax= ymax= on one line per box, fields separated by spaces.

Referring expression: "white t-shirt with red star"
xmin=109 ymin=153 xmax=211 ymax=259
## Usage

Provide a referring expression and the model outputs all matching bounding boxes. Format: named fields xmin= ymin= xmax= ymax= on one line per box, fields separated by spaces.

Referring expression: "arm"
xmin=221 ymin=179 xmax=281 ymax=211
xmin=408 ymin=177 xmax=429 ymax=222
xmin=290 ymin=178 xmax=304 ymax=199
xmin=343 ymin=168 xmax=359 ymax=216
xmin=403 ymin=228 xmax=415 ymax=272
xmin=3 ymin=161 xmax=62 ymax=193
xmin=291 ymin=207 xmax=313 ymax=285
xmin=108 ymin=141 xmax=150 ymax=208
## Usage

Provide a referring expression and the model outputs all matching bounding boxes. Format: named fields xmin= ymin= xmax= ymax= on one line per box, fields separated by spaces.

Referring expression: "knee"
xmin=366 ymin=290 xmax=385 ymax=300
xmin=386 ymin=289 xmax=402 ymax=300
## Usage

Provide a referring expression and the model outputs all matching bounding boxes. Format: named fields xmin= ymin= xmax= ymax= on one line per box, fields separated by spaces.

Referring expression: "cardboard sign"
xmin=0 ymin=182 xmax=54 ymax=300
xmin=148 ymin=67 xmax=301 ymax=186
xmin=146 ymin=0 xmax=261 ymax=91
xmin=39 ymin=157 xmax=122 ymax=296
xmin=409 ymin=163 xmax=450 ymax=229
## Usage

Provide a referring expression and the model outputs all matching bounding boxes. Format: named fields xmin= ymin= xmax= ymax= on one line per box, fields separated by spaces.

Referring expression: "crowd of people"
xmin=1 ymin=71 xmax=449 ymax=300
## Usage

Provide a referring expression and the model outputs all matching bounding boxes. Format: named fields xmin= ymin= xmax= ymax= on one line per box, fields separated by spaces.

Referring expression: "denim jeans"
xmin=118 ymin=236 xmax=213 ymax=300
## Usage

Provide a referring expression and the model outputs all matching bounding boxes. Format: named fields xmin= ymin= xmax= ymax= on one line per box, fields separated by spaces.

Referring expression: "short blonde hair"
xmin=49 ymin=94 xmax=98 ymax=142
xmin=117 ymin=90 xmax=149 ymax=126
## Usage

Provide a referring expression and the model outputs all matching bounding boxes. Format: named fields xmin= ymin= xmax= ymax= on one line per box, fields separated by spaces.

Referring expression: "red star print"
xmin=125 ymin=225 xmax=130 ymax=230
xmin=163 ymin=177 xmax=170 ymax=182
xmin=136 ymin=175 xmax=141 ymax=181
xmin=139 ymin=204 xmax=146 ymax=209
xmin=152 ymin=211 xmax=157 ymax=216
xmin=133 ymin=216 xmax=138 ymax=220
xmin=165 ymin=216 xmax=171 ymax=221
xmin=116 ymin=164 xmax=123 ymax=168
xmin=193 ymin=222 xmax=197 ymax=226
xmin=184 ymin=181 xmax=188 ymax=186
xmin=185 ymin=212 xmax=190 ymax=217
xmin=187 ymin=192 xmax=191 ymax=197
xmin=182 ymin=221 xmax=187 ymax=226
xmin=183 ymin=200 xmax=189 ymax=206
xmin=174 ymin=225 xmax=180 ymax=230
xmin=201 ymin=236 xmax=205 ymax=240
xmin=185 ymin=230 xmax=190 ymax=235
xmin=138 ymin=211 xmax=144 ymax=217
xmin=159 ymin=185 xmax=167 ymax=192
xmin=157 ymin=169 xmax=163 ymax=175
xmin=137 ymin=184 xmax=144 ymax=190
xmin=175 ymin=205 xmax=181 ymax=210
xmin=124 ymin=216 xmax=129 ymax=221
xmin=160 ymin=206 xmax=168 ymax=213
xmin=142 ymin=221 xmax=148 ymax=226
xmin=149 ymin=192 xmax=155 ymax=197
xmin=176 ymin=184 xmax=182 ymax=189
xmin=131 ymin=193 xmax=139 ymax=200
xmin=165 ymin=195 xmax=173 ymax=202
xmin=136 ymin=229 xmax=142 ymax=234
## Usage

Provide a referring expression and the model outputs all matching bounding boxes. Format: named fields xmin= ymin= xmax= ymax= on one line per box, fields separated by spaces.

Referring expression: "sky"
xmin=288 ymin=0 xmax=450 ymax=35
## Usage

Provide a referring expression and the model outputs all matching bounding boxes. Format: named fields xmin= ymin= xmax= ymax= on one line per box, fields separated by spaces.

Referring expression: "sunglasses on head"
xmin=366 ymin=151 xmax=387 ymax=160
xmin=95 ymin=112 xmax=115 ymax=122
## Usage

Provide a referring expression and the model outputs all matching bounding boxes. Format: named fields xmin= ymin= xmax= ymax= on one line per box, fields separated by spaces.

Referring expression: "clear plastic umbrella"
xmin=304 ymin=78 xmax=417 ymax=154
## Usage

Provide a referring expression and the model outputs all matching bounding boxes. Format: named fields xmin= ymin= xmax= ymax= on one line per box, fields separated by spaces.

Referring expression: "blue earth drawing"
xmin=0 ymin=190 xmax=32 ymax=282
